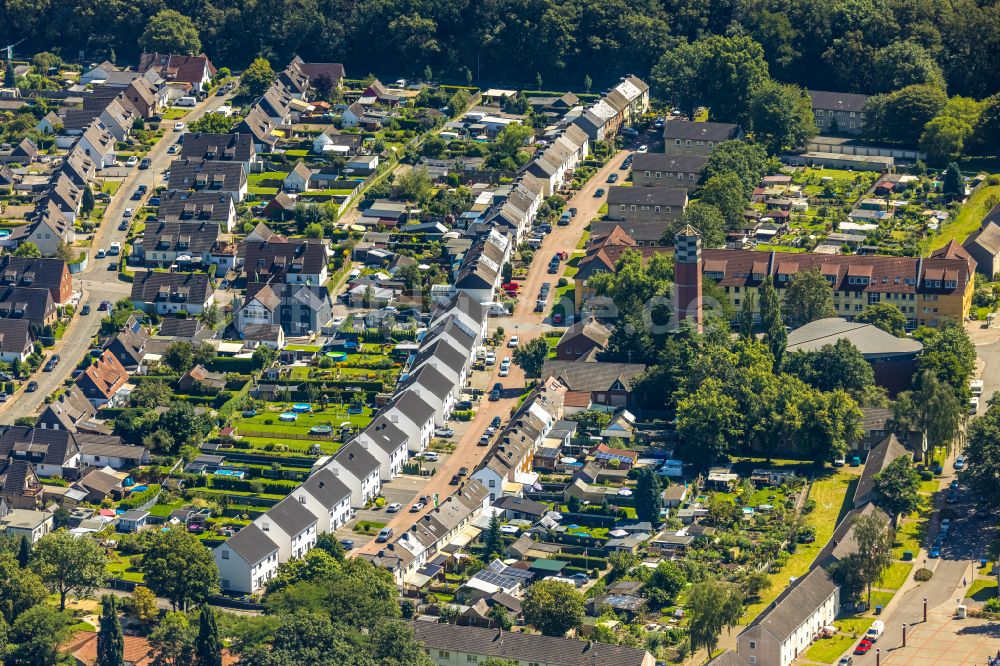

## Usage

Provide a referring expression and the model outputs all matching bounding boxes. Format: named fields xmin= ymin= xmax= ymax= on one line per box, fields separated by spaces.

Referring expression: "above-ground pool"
xmin=326 ymin=352 xmax=347 ymax=361
xmin=292 ymin=403 xmax=312 ymax=413
xmin=347 ymin=404 xmax=364 ymax=415
xmin=309 ymin=425 xmax=333 ymax=435
xmin=279 ymin=412 xmax=298 ymax=422
xmin=214 ymin=469 xmax=246 ymax=480
xmin=0 ymin=230 xmax=10 ymax=239
xmin=131 ymin=485 xmax=148 ymax=493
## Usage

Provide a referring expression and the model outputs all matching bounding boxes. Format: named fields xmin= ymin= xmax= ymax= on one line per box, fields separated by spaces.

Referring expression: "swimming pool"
xmin=214 ymin=469 xmax=246 ymax=480
xmin=292 ymin=403 xmax=312 ymax=413
xmin=0 ymin=230 xmax=11 ymax=239
xmin=279 ymin=412 xmax=298 ymax=422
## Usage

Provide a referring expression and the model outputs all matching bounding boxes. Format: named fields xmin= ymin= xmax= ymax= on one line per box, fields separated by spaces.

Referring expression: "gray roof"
xmin=808 ymin=90 xmax=869 ymax=113
xmin=410 ymin=621 xmax=653 ymax=666
xmin=607 ymin=186 xmax=687 ymax=207
xmin=180 ymin=133 xmax=255 ymax=162
xmin=390 ymin=390 xmax=436 ymax=425
xmin=631 ymin=153 xmax=708 ymax=173
xmin=663 ymin=119 xmax=742 ymax=142
xmin=750 ymin=567 xmax=838 ymax=641
xmin=787 ymin=317 xmax=923 ymax=357
xmin=854 ymin=434 xmax=910 ymax=507
xmin=332 ymin=440 xmax=379 ymax=480
xmin=542 ymin=360 xmax=646 ymax=393
xmin=362 ymin=415 xmax=408 ymax=454
xmin=265 ymin=495 xmax=318 ymax=536
xmin=300 ymin=467 xmax=351 ymax=508
xmin=223 ymin=523 xmax=278 ymax=565
xmin=965 ymin=219 xmax=1000 ymax=256
xmin=492 ymin=495 xmax=548 ymax=516
xmin=708 ymin=651 xmax=742 ymax=666
xmin=400 ymin=363 xmax=453 ymax=401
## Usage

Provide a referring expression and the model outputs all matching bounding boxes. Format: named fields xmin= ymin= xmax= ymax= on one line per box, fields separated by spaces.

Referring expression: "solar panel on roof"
xmin=419 ymin=563 xmax=443 ymax=578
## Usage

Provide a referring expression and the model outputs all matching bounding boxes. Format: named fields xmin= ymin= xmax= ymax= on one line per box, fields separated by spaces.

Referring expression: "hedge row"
xmin=207 ymin=357 xmax=260 ymax=373
xmin=207 ymin=476 xmax=299 ymax=494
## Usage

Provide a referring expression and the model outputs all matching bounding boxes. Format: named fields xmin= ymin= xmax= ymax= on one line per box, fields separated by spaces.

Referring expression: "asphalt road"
xmin=354 ymin=149 xmax=629 ymax=556
xmin=0 ymin=90 xmax=236 ymax=421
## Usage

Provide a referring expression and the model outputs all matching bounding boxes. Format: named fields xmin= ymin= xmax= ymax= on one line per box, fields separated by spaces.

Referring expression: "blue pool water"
xmin=292 ymin=403 xmax=312 ymax=413
xmin=214 ymin=469 xmax=245 ymax=479
xmin=279 ymin=412 xmax=297 ymax=421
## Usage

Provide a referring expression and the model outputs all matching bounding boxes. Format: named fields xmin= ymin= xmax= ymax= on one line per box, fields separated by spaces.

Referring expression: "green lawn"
xmin=101 ymin=180 xmax=122 ymax=196
xmin=233 ymin=403 xmax=374 ymax=444
xmin=743 ymin=469 xmax=858 ymax=621
xmin=966 ymin=578 xmax=998 ymax=601
xmin=880 ymin=562 xmax=913 ymax=590
xmin=106 ymin=554 xmax=145 ymax=583
xmin=869 ymin=590 xmax=894 ymax=611
xmin=162 ymin=108 xmax=189 ymax=120
xmin=929 ymin=183 xmax=1000 ymax=251
xmin=803 ymin=615 xmax=874 ymax=664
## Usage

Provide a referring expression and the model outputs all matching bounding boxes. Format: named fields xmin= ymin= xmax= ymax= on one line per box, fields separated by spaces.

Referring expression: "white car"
xmin=125 ymin=156 xmax=138 ymax=167
xmin=499 ymin=367 xmax=509 ymax=377
xmin=168 ymin=144 xmax=179 ymax=154
xmin=508 ymin=336 xmax=520 ymax=347
xmin=485 ymin=353 xmax=496 ymax=365
xmin=173 ymin=122 xmax=185 ymax=132
xmin=501 ymin=356 xmax=511 ymax=366
xmin=637 ymin=144 xmax=649 ymax=153
xmin=386 ymin=503 xmax=403 ymax=513
xmin=421 ymin=452 xmax=440 ymax=462
xmin=123 ymin=208 xmax=134 ymax=218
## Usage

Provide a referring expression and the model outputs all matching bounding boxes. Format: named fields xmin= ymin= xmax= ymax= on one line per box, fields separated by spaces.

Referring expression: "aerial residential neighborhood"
xmin=2 ymin=6 xmax=1000 ymax=666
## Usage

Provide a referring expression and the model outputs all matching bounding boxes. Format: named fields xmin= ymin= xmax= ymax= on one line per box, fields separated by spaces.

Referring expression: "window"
xmin=655 ymin=171 xmax=660 ymax=179
xmin=630 ymin=205 xmax=636 ymax=212
xmin=675 ymin=139 xmax=681 ymax=145
xmin=221 ymin=550 xmax=229 ymax=560
xmin=645 ymin=171 xmax=651 ymax=177
xmin=685 ymin=139 xmax=691 ymax=146
xmin=438 ymin=651 xmax=450 ymax=659
xmin=467 ymin=657 xmax=478 ymax=663
xmin=655 ymin=206 xmax=661 ymax=213
xmin=665 ymin=206 xmax=671 ymax=213
xmin=619 ymin=205 xmax=626 ymax=212
xmin=750 ymin=658 xmax=757 ymax=664
xmin=749 ymin=641 xmax=757 ymax=649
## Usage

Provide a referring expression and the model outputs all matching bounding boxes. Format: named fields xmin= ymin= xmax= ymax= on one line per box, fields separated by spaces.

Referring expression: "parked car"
xmin=455 ymin=400 xmax=473 ymax=410
xmin=139 ymin=157 xmax=151 ymax=169
xmin=489 ymin=389 xmax=501 ymax=401
xmin=131 ymin=189 xmax=142 ymax=200
xmin=123 ymin=208 xmax=133 ymax=218
xmin=458 ymin=467 xmax=468 ymax=477
xmin=929 ymin=546 xmax=941 ymax=558
xmin=410 ymin=502 xmax=425 ymax=512
xmin=854 ymin=639 xmax=873 ymax=655
xmin=837 ymin=657 xmax=854 ymax=666
xmin=173 ymin=122 xmax=185 ymax=132
xmin=26 ymin=381 xmax=38 ymax=392
xmin=434 ymin=427 xmax=454 ymax=438
xmin=421 ymin=451 xmax=440 ymax=462
xmin=376 ymin=527 xmax=393 ymax=542
xmin=118 ymin=220 xmax=129 ymax=231
xmin=96 ymin=248 xmax=106 ymax=259
xmin=954 ymin=456 xmax=966 ymax=470
xmin=450 ymin=474 xmax=461 ymax=485
xmin=339 ymin=539 xmax=355 ymax=550
xmin=81 ymin=304 xmax=91 ymax=315
xmin=125 ymin=156 xmax=138 ymax=167
xmin=479 ymin=435 xmax=490 ymax=445
xmin=568 ymin=207 xmax=577 ymax=217
xmin=167 ymin=144 xmax=178 ymax=154
xmin=386 ymin=503 xmax=403 ymax=513
xmin=607 ymin=173 xmax=618 ymax=183
xmin=508 ymin=336 xmax=519 ymax=347
xmin=499 ymin=366 xmax=509 ymax=377
xmin=491 ymin=416 xmax=502 ymax=428
xmin=637 ymin=144 xmax=649 ymax=153
xmin=594 ymin=188 xmax=605 ymax=197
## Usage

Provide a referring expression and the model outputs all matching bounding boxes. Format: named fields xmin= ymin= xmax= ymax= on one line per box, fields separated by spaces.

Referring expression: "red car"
xmin=854 ymin=639 xmax=873 ymax=655
xmin=502 ymin=282 xmax=519 ymax=292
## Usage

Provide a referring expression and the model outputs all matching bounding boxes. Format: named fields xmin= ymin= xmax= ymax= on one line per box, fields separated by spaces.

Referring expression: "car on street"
xmin=594 ymin=188 xmax=605 ymax=197
xmin=499 ymin=366 xmax=509 ymax=376
xmin=107 ymin=263 xmax=117 ymax=271
xmin=568 ymin=207 xmax=577 ymax=217
xmin=376 ymin=527 xmax=393 ymax=542
xmin=950 ymin=480 xmax=960 ymax=490
xmin=125 ymin=156 xmax=138 ymax=167
xmin=421 ymin=452 xmax=440 ymax=462
xmin=450 ymin=474 xmax=461 ymax=485
xmin=26 ymin=381 xmax=38 ymax=392
xmin=410 ymin=502 xmax=425 ymax=512
xmin=837 ymin=657 xmax=853 ymax=666
xmin=81 ymin=304 xmax=91 ymax=315
xmin=96 ymin=248 xmax=106 ymax=258
xmin=485 ymin=353 xmax=496 ymax=365
xmin=947 ymin=491 xmax=959 ymax=504
xmin=139 ymin=157 xmax=151 ymax=169
xmin=489 ymin=389 xmax=501 ymax=401
xmin=508 ymin=336 xmax=519 ymax=347
xmin=485 ymin=426 xmax=496 ymax=436
xmin=491 ymin=416 xmax=502 ymax=428
xmin=459 ymin=467 xmax=468 ymax=476
xmin=929 ymin=546 xmax=941 ymax=558
xmin=434 ymin=427 xmax=454 ymax=438
xmin=479 ymin=435 xmax=490 ymax=445
xmin=168 ymin=144 xmax=178 ymax=154
xmin=99 ymin=300 xmax=111 ymax=310
xmin=386 ymin=503 xmax=403 ymax=513
xmin=123 ymin=208 xmax=133 ymax=218
xmin=0 ymin=393 xmax=7 ymax=402
xmin=954 ymin=456 xmax=966 ymax=470
xmin=119 ymin=220 xmax=129 ymax=231
xmin=854 ymin=639 xmax=873 ymax=655
xmin=637 ymin=144 xmax=649 ymax=153
xmin=607 ymin=173 xmax=618 ymax=183
xmin=173 ymin=122 xmax=185 ymax=132
xmin=131 ymin=189 xmax=142 ymax=200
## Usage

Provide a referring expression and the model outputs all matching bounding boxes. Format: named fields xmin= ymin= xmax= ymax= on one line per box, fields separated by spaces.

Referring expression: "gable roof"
xmin=607 ymin=186 xmax=687 ymax=208
xmin=130 ymin=271 xmax=212 ymax=305
xmin=630 ymin=152 xmax=708 ymax=174
xmin=663 ymin=119 xmax=742 ymax=142
xmin=167 ymin=159 xmax=246 ymax=193
xmin=748 ymin=567 xmax=838 ymax=641
xmin=264 ymin=495 xmax=317 ymax=536
xmin=142 ymin=220 xmax=220 ymax=255
xmin=808 ymin=90 xmax=868 ymax=113
xmin=223 ymin=523 xmax=278 ymax=565
xmin=854 ymin=434 xmax=910 ymax=507
xmin=542 ymin=360 xmax=646 ymax=393
xmin=157 ymin=191 xmax=234 ymax=224
xmin=180 ymin=133 xmax=255 ymax=163
xmin=965 ymin=220 xmax=1000 ymax=256
xmin=300 ymin=467 xmax=351 ymax=507
xmin=76 ymin=350 xmax=129 ymax=400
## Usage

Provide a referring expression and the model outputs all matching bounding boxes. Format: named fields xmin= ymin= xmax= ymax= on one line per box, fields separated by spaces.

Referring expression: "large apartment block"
xmin=808 ymin=90 xmax=868 ymax=136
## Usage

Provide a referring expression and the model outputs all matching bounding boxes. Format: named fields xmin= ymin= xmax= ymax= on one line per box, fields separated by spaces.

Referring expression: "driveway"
xmin=0 ymin=90 xmax=236 ymax=421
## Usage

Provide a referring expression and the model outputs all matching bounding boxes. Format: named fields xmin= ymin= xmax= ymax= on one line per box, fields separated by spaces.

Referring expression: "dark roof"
xmin=541 ymin=360 xmax=646 ymax=393
xmin=399 ymin=363 xmax=453 ymax=401
xmin=295 ymin=62 xmax=346 ymax=84
xmin=143 ymin=220 xmax=220 ymax=255
xmin=243 ymin=238 xmax=327 ymax=280
xmin=492 ymin=495 xmax=548 ymax=517
xmin=787 ymin=318 xmax=923 ymax=357
xmin=180 ymin=133 xmax=254 ymax=163
xmin=0 ymin=286 xmax=54 ymax=323
xmin=747 ymin=567 xmax=838 ymax=641
xmin=332 ymin=441 xmax=379 ymax=479
xmin=130 ymin=271 xmax=212 ymax=306
xmin=808 ymin=90 xmax=869 ymax=113
xmin=409 ymin=622 xmax=652 ymax=666
xmin=389 ymin=390 xmax=436 ymax=425
xmin=607 ymin=186 xmax=687 ymax=208
xmin=0 ymin=319 xmax=33 ymax=355
xmin=167 ymin=159 xmax=246 ymax=194
xmin=0 ymin=256 xmax=68 ymax=294
xmin=663 ymin=120 xmax=742 ymax=142
xmin=223 ymin=523 xmax=278 ymax=565
xmin=362 ymin=414 xmax=408 ymax=454
xmin=264 ymin=496 xmax=317 ymax=536
xmin=300 ymin=467 xmax=351 ymax=507
xmin=854 ymin=434 xmax=910 ymax=507
xmin=157 ymin=191 xmax=235 ymax=224
xmin=0 ymin=426 xmax=84 ymax=466
xmin=631 ymin=153 xmax=708 ymax=173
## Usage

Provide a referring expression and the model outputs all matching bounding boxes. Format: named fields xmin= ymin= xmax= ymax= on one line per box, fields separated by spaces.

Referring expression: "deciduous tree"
xmin=140 ymin=9 xmax=202 ymax=56
xmin=873 ymin=455 xmax=921 ymax=517
xmin=512 ymin=337 xmax=548 ymax=377
xmin=781 ymin=267 xmax=835 ymax=327
xmin=749 ymin=80 xmax=817 ymax=153
xmin=686 ymin=581 xmax=743 ymax=657
xmin=522 ymin=580 xmax=584 ymax=636
xmin=855 ymin=302 xmax=907 ymax=336
xmin=140 ymin=527 xmax=220 ymax=611
xmin=31 ymin=530 xmax=106 ymax=611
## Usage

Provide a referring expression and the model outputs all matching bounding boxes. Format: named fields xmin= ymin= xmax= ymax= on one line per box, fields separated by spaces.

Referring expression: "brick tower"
xmin=673 ymin=224 xmax=703 ymax=332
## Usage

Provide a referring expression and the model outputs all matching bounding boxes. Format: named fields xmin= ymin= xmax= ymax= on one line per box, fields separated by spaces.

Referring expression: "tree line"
xmin=4 ymin=0 xmax=1000 ymax=96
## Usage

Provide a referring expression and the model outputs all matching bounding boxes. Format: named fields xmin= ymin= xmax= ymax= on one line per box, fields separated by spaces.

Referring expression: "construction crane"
xmin=2 ymin=38 xmax=26 ymax=63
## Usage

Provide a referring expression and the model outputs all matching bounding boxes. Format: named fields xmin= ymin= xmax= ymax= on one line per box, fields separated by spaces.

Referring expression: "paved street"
xmin=0 ymin=91 xmax=235 ymax=421
xmin=354 ymin=150 xmax=628 ymax=556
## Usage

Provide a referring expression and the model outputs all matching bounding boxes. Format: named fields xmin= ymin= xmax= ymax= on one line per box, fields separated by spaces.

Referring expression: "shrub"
xmin=914 ymin=568 xmax=934 ymax=582
xmin=802 ymin=499 xmax=817 ymax=514
xmin=920 ymin=470 xmax=934 ymax=481
xmin=985 ymin=597 xmax=1000 ymax=613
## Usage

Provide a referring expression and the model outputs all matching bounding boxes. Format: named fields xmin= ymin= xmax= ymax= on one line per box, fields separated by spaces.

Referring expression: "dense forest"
xmin=3 ymin=0 xmax=1000 ymax=95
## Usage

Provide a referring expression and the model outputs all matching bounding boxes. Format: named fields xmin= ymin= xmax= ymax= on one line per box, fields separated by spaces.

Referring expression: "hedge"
xmin=119 ymin=484 xmax=161 ymax=510
xmin=207 ymin=357 xmax=259 ymax=373
xmin=208 ymin=476 xmax=298 ymax=495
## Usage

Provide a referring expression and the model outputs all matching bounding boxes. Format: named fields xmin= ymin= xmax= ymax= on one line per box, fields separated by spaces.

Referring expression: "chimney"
xmin=584 ymin=641 xmax=593 ymax=652
xmin=494 ymin=628 xmax=502 ymax=641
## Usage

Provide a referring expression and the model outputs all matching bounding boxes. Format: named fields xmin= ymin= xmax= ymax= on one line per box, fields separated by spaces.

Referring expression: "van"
xmin=971 ymin=379 xmax=984 ymax=396
xmin=866 ymin=620 xmax=884 ymax=642
xmin=108 ymin=242 xmax=121 ymax=256
xmin=970 ymin=396 xmax=979 ymax=415
xmin=376 ymin=527 xmax=393 ymax=543
xmin=176 ymin=96 xmax=197 ymax=107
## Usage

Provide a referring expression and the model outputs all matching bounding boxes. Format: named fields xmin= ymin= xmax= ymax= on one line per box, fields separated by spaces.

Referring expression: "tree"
xmin=652 ymin=35 xmax=769 ymax=124
xmin=915 ymin=322 xmax=976 ymax=397
xmin=797 ymin=388 xmax=863 ymax=464
xmin=864 ymin=85 xmax=948 ymax=145
xmin=871 ymin=41 xmax=946 ymax=92
xmin=583 ymin=74 xmax=592 ymax=93
xmin=702 ymin=140 xmax=769 ymax=194
xmin=784 ymin=338 xmax=876 ymax=401
xmin=828 ymin=553 xmax=867 ymax=604
xmin=240 ymin=58 xmax=276 ymax=99
xmin=481 ymin=513 xmax=504 ymax=562
xmin=140 ymin=527 xmax=220 ymax=611
xmin=664 ymin=201 xmax=726 ymax=248
xmin=162 ymin=341 xmax=196 ymax=373
xmin=158 ymin=400 xmax=210 ymax=447
xmin=371 ymin=620 xmax=434 ymax=666
xmin=677 ymin=377 xmax=742 ymax=470
xmin=13 ymin=243 xmax=41 ymax=258
xmin=893 ymin=371 xmax=962 ymax=456
xmin=4 ymin=61 xmax=15 ymax=88
xmin=873 ymin=455 xmax=921 ymax=517
xmin=855 ymin=302 xmax=907 ymax=336
xmin=0 ymin=552 xmax=46 ymax=624
xmin=699 ymin=172 xmax=748 ymax=230
xmin=8 ymin=605 xmax=70 ymax=666
xmin=31 ymin=530 xmax=106 ymax=610
xmin=188 ymin=113 xmax=235 ymax=134
xmin=198 ymin=303 xmax=221 ymax=330
xmin=394 ymin=167 xmax=433 ymax=203
xmin=749 ymin=80 xmax=817 ymax=153
xmin=195 ymin=605 xmax=222 ymax=666
xmin=447 ymin=89 xmax=470 ymax=116
xmin=97 ymin=595 xmax=124 ymax=666
xmin=686 ymin=581 xmax=743 ymax=657
xmin=487 ymin=605 xmax=513 ymax=631
xmin=140 ymin=9 xmax=201 ymax=55
xmin=634 ymin=467 xmax=663 ymax=525
xmin=149 ymin=611 xmax=195 ymax=666
xmin=759 ymin=276 xmax=786 ymax=369
xmin=130 ymin=379 xmax=173 ymax=409
xmin=853 ymin=511 xmax=895 ymax=608
xmin=522 ymin=580 xmax=584 ymax=636
xmin=782 ymin=267 xmax=835 ymax=327
xmin=512 ymin=337 xmax=548 ymax=377
xmin=132 ymin=586 xmax=159 ymax=626
xmin=82 ymin=185 xmax=95 ymax=216
xmin=644 ymin=560 xmax=688 ymax=607
xmin=965 ymin=398 xmax=1000 ymax=507
xmin=739 ymin=291 xmax=756 ymax=339
xmin=17 ymin=535 xmax=30 ymax=568
xmin=921 ymin=116 xmax=972 ymax=164
xmin=943 ymin=162 xmax=964 ymax=198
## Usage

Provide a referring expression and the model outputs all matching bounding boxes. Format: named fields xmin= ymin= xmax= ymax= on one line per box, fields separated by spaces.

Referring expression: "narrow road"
xmin=355 ymin=149 xmax=629 ymax=556
xmin=0 ymin=90 xmax=236 ymax=421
